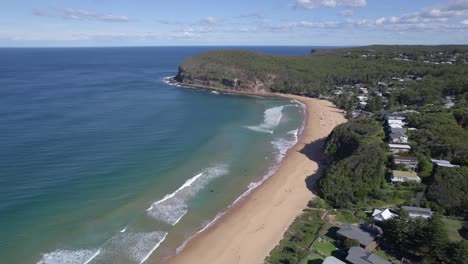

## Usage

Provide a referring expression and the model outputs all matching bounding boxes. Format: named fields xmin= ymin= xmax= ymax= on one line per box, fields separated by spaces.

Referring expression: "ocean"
xmin=0 ymin=46 xmax=312 ymax=264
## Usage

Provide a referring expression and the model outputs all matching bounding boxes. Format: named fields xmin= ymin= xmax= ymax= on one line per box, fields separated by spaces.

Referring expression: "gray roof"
xmin=323 ymin=256 xmax=346 ymax=264
xmin=394 ymin=156 xmax=418 ymax=162
xmin=390 ymin=132 xmax=407 ymax=139
xmin=337 ymin=223 xmax=376 ymax=246
xmin=401 ymin=206 xmax=433 ymax=216
xmin=346 ymin=247 xmax=391 ymax=264
xmin=390 ymin=127 xmax=407 ymax=134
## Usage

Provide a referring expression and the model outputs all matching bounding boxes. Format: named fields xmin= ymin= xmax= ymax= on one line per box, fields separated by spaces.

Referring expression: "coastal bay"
xmin=165 ymin=93 xmax=346 ymax=264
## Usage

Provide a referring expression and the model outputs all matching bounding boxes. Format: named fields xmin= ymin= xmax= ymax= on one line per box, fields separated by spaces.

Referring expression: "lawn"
xmin=332 ymin=211 xmax=359 ymax=224
xmin=443 ymin=218 xmax=463 ymax=242
xmin=305 ymin=253 xmax=323 ymax=264
xmin=313 ymin=241 xmax=336 ymax=256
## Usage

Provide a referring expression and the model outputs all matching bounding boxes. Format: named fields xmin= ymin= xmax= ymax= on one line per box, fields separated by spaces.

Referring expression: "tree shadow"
xmin=299 ymin=137 xmax=327 ymax=195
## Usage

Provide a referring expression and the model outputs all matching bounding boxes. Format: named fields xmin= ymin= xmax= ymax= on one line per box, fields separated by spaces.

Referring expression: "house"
xmin=431 ymin=159 xmax=460 ymax=168
xmin=386 ymin=114 xmax=406 ymax=121
xmin=337 ymin=223 xmax=378 ymax=251
xmin=389 ymin=131 xmax=408 ymax=143
xmin=387 ymin=119 xmax=406 ymax=126
xmin=372 ymin=209 xmax=397 ymax=221
xmin=346 ymin=247 xmax=391 ymax=264
xmin=388 ymin=144 xmax=411 ymax=153
xmin=357 ymin=96 xmax=368 ymax=102
xmin=391 ymin=170 xmax=421 ymax=183
xmin=401 ymin=206 xmax=433 ymax=219
xmin=393 ymin=156 xmax=418 ymax=171
xmin=323 ymin=256 xmax=346 ymax=264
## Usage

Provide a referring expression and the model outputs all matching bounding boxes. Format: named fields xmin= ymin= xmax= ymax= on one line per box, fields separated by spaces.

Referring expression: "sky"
xmin=1 ymin=0 xmax=468 ymax=47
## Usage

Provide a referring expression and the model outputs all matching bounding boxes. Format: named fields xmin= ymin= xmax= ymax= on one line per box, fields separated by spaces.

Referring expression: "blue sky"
xmin=1 ymin=0 xmax=468 ymax=46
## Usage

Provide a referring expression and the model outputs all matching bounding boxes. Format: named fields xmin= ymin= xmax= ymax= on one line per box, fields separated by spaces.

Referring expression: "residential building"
xmin=391 ymin=170 xmax=421 ymax=183
xmin=323 ymin=256 xmax=346 ymax=264
xmin=401 ymin=206 xmax=433 ymax=219
xmin=337 ymin=223 xmax=378 ymax=251
xmin=346 ymin=247 xmax=391 ymax=264
xmin=389 ymin=131 xmax=408 ymax=143
xmin=393 ymin=155 xmax=418 ymax=171
xmin=372 ymin=209 xmax=397 ymax=222
xmin=388 ymin=144 xmax=411 ymax=153
xmin=431 ymin=159 xmax=460 ymax=168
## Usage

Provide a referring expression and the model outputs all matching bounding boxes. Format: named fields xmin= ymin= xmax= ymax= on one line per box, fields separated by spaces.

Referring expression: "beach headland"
xmin=157 ymin=78 xmax=346 ymax=264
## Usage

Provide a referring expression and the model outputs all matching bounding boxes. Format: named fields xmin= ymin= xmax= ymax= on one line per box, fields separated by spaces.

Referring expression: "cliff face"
xmin=175 ymin=66 xmax=269 ymax=92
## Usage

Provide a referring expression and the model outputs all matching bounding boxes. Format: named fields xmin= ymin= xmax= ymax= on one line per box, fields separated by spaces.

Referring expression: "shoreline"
xmin=158 ymin=78 xmax=346 ymax=264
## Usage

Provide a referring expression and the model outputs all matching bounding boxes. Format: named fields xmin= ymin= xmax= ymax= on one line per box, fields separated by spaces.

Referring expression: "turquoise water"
xmin=0 ymin=47 xmax=309 ymax=264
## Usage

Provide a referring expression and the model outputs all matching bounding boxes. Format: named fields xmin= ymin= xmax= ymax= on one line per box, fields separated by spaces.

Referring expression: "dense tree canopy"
xmin=319 ymin=118 xmax=386 ymax=208
xmin=427 ymin=167 xmax=468 ymax=216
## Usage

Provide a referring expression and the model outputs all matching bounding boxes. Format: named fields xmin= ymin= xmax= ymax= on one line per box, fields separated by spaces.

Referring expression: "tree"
xmin=427 ymin=167 xmax=468 ymax=216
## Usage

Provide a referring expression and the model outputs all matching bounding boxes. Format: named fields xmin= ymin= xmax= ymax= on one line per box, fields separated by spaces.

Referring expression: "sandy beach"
xmin=160 ymin=91 xmax=346 ymax=264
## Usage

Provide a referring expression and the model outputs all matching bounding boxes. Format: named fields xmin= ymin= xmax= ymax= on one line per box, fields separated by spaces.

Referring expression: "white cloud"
xmin=295 ymin=0 xmax=366 ymax=9
xmin=338 ymin=9 xmax=354 ymax=16
xmin=463 ymin=19 xmax=468 ymax=25
xmin=33 ymin=8 xmax=131 ymax=22
xmin=199 ymin=16 xmax=223 ymax=25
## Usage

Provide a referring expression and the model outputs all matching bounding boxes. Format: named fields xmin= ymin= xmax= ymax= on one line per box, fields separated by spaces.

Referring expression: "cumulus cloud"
xmin=463 ymin=19 xmax=468 ymax=25
xmin=295 ymin=0 xmax=366 ymax=9
xmin=33 ymin=8 xmax=131 ymax=22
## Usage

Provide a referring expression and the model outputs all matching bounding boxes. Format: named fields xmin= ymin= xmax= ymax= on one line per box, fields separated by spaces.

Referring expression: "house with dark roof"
xmin=393 ymin=155 xmax=419 ymax=171
xmin=346 ymin=247 xmax=391 ymax=264
xmin=401 ymin=206 xmax=433 ymax=219
xmin=337 ymin=223 xmax=379 ymax=251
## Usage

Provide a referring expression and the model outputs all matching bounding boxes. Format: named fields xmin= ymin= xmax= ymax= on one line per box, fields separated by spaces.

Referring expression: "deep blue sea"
xmin=0 ymin=46 xmax=315 ymax=264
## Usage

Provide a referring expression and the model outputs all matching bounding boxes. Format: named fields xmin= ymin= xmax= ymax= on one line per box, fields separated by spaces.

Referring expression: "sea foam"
xmin=94 ymin=231 xmax=168 ymax=264
xmin=37 ymin=249 xmax=101 ymax=264
xmin=246 ymin=106 xmax=284 ymax=133
xmin=146 ymin=165 xmax=228 ymax=226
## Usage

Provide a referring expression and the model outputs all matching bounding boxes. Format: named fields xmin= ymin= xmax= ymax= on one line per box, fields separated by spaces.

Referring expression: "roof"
xmin=390 ymin=132 xmax=407 ymax=139
xmin=401 ymin=206 xmax=433 ymax=216
xmin=431 ymin=159 xmax=460 ymax=168
xmin=394 ymin=156 xmax=418 ymax=162
xmin=337 ymin=224 xmax=376 ymax=246
xmin=392 ymin=170 xmax=419 ymax=179
xmin=323 ymin=256 xmax=346 ymax=264
xmin=388 ymin=144 xmax=411 ymax=149
xmin=372 ymin=209 xmax=397 ymax=221
xmin=390 ymin=127 xmax=407 ymax=134
xmin=346 ymin=247 xmax=391 ymax=264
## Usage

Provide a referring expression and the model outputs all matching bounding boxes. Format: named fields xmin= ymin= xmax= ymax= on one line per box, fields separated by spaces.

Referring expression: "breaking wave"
xmin=146 ymin=164 xmax=229 ymax=226
xmin=246 ymin=106 xmax=284 ymax=134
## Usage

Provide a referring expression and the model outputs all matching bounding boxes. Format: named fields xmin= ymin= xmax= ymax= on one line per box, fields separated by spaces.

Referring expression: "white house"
xmin=372 ymin=209 xmax=397 ymax=221
xmin=431 ymin=159 xmax=460 ymax=168
xmin=388 ymin=144 xmax=411 ymax=153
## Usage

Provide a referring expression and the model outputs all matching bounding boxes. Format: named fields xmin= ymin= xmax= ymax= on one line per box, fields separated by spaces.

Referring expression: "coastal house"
xmin=372 ymin=209 xmax=397 ymax=222
xmin=393 ymin=155 xmax=418 ymax=171
xmin=388 ymin=144 xmax=411 ymax=153
xmin=385 ymin=114 xmax=406 ymax=121
xmin=346 ymin=247 xmax=391 ymax=264
xmin=337 ymin=223 xmax=379 ymax=251
xmin=323 ymin=256 xmax=346 ymax=264
xmin=401 ymin=206 xmax=433 ymax=219
xmin=431 ymin=159 xmax=460 ymax=168
xmin=391 ymin=170 xmax=421 ymax=183
xmin=389 ymin=131 xmax=408 ymax=143
xmin=357 ymin=96 xmax=368 ymax=102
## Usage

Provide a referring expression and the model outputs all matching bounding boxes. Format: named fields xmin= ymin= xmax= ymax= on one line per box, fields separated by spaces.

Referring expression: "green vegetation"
xmin=266 ymin=210 xmax=325 ymax=264
xmin=319 ymin=118 xmax=387 ymax=208
xmin=382 ymin=210 xmax=468 ymax=263
xmin=176 ymin=46 xmax=468 ymax=109
xmin=443 ymin=218 xmax=464 ymax=242
xmin=406 ymin=112 xmax=468 ymax=166
xmin=427 ymin=167 xmax=468 ymax=216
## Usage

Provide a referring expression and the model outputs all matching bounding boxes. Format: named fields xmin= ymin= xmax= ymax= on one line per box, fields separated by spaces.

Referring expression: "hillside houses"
xmin=393 ymin=156 xmax=418 ymax=171
xmin=391 ymin=170 xmax=421 ymax=183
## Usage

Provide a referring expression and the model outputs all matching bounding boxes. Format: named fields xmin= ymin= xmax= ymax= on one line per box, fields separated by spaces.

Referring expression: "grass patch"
xmin=266 ymin=210 xmax=325 ymax=264
xmin=313 ymin=241 xmax=336 ymax=256
xmin=443 ymin=218 xmax=463 ymax=242
xmin=332 ymin=211 xmax=359 ymax=224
